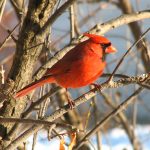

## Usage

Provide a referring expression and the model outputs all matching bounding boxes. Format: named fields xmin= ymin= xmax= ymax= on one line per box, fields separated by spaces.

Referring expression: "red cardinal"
xmin=15 ymin=33 xmax=117 ymax=101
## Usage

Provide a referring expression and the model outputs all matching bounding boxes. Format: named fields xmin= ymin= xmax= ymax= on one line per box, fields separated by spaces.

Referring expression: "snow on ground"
xmin=26 ymin=125 xmax=150 ymax=150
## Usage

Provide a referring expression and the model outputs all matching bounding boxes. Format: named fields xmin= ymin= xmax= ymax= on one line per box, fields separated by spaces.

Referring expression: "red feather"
xmin=15 ymin=33 xmax=117 ymax=98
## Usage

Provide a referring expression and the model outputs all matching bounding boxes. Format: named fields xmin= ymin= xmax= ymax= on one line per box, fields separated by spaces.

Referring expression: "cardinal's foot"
xmin=91 ymin=83 xmax=102 ymax=92
xmin=65 ymin=88 xmax=75 ymax=109
xmin=68 ymin=99 xmax=75 ymax=109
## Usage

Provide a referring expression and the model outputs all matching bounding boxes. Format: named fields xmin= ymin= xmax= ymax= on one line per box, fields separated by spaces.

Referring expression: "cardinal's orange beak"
xmin=105 ymin=45 xmax=117 ymax=53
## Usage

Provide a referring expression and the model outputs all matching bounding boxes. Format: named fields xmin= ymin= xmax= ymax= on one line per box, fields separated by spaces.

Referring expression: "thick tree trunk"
xmin=0 ymin=0 xmax=57 ymax=149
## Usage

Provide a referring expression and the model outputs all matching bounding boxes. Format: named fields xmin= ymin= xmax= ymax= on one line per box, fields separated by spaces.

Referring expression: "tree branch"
xmin=34 ymin=10 xmax=150 ymax=80
xmin=76 ymin=87 xmax=143 ymax=149
xmin=5 ymin=72 xmax=150 ymax=150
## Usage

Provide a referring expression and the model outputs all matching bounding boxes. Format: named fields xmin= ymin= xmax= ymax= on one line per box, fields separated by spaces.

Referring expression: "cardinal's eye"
xmin=101 ymin=42 xmax=111 ymax=51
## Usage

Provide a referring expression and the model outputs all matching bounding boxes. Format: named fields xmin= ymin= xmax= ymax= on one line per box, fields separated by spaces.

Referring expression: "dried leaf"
xmin=68 ymin=132 xmax=76 ymax=150
xmin=59 ymin=138 xmax=65 ymax=150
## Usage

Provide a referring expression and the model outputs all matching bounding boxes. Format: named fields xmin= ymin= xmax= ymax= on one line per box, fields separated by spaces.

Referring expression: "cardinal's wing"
xmin=45 ymin=44 xmax=84 ymax=75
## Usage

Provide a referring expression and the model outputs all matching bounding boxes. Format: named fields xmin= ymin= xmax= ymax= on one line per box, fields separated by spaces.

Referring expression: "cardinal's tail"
xmin=15 ymin=75 xmax=55 ymax=98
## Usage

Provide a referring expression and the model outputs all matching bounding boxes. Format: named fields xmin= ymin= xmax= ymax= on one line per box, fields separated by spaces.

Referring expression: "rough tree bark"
xmin=0 ymin=1 xmax=149 ymax=149
xmin=0 ymin=0 xmax=57 ymax=148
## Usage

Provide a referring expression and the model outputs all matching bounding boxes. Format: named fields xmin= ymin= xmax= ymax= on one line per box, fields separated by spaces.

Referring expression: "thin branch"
xmin=107 ymin=27 xmax=150 ymax=82
xmin=76 ymin=87 xmax=143 ymax=149
xmin=10 ymin=0 xmax=23 ymax=20
xmin=32 ymin=132 xmax=37 ymax=150
xmin=0 ymin=117 xmax=55 ymax=126
xmin=5 ymin=73 xmax=150 ymax=150
xmin=120 ymin=0 xmax=150 ymax=73
xmin=22 ymin=86 xmax=61 ymax=118
xmin=0 ymin=0 xmax=6 ymax=22
xmin=38 ymin=0 xmax=76 ymax=35
xmin=70 ymin=4 xmax=75 ymax=39
xmin=0 ymin=65 xmax=5 ymax=84
xmin=6 ymin=87 xmax=62 ymax=140
xmin=100 ymin=92 xmax=141 ymax=149
xmin=0 ymin=117 xmax=75 ymax=130
xmin=0 ymin=23 xmax=20 ymax=50
xmin=34 ymin=10 xmax=150 ymax=80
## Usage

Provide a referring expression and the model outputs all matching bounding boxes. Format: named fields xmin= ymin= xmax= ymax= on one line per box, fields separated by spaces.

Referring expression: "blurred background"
xmin=0 ymin=0 xmax=150 ymax=150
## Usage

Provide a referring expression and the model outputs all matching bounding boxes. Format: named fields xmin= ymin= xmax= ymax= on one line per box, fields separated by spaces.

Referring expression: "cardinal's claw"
xmin=68 ymin=99 xmax=75 ymax=109
xmin=65 ymin=88 xmax=75 ymax=109
xmin=91 ymin=83 xmax=102 ymax=92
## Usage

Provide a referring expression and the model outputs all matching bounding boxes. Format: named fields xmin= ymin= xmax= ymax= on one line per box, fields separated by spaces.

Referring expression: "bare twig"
xmin=0 ymin=65 xmax=5 ymax=84
xmin=10 ymin=0 xmax=23 ymax=20
xmin=100 ymin=92 xmax=141 ymax=149
xmin=0 ymin=23 xmax=20 ymax=50
xmin=5 ymin=72 xmax=150 ymax=150
xmin=120 ymin=0 xmax=150 ymax=73
xmin=0 ymin=117 xmax=54 ymax=126
xmin=92 ymin=97 xmax=102 ymax=150
xmin=22 ymin=86 xmax=61 ymax=118
xmin=76 ymin=87 xmax=143 ymax=149
xmin=0 ymin=117 xmax=76 ymax=130
xmin=107 ymin=27 xmax=150 ymax=82
xmin=70 ymin=4 xmax=75 ymax=39
xmin=0 ymin=0 xmax=6 ymax=22
xmin=34 ymin=10 xmax=150 ymax=80
xmin=38 ymin=0 xmax=76 ymax=35
xmin=6 ymin=86 xmax=61 ymax=141
xmin=32 ymin=132 xmax=37 ymax=150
